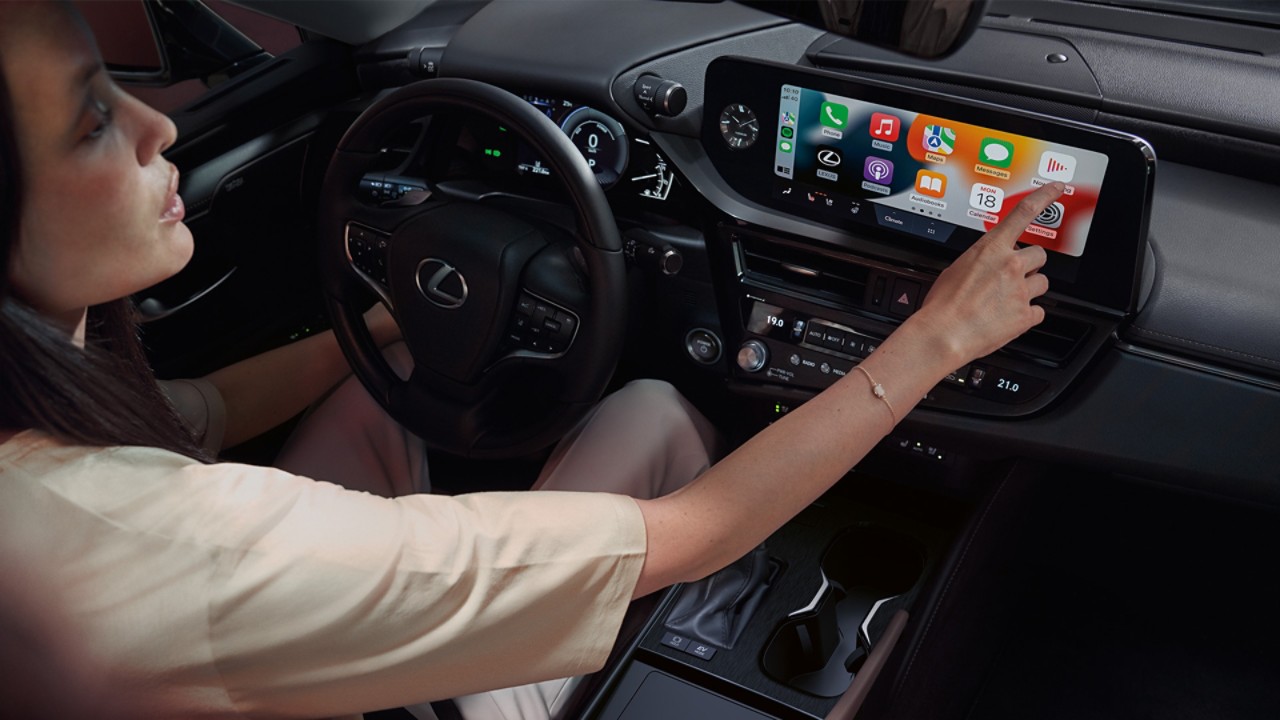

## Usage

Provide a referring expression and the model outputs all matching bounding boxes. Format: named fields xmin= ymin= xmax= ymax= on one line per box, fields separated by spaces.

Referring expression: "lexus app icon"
xmin=816 ymin=146 xmax=843 ymax=168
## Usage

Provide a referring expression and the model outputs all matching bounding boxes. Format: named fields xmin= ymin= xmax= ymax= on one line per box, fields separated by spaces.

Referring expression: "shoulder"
xmin=0 ymin=433 xmax=320 ymax=547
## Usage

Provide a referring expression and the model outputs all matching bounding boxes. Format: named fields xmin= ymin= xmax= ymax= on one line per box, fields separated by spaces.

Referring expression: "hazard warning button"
xmin=889 ymin=278 xmax=922 ymax=318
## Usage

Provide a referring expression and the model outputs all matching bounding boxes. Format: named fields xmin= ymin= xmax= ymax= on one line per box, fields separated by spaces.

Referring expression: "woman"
xmin=0 ymin=2 xmax=1060 ymax=719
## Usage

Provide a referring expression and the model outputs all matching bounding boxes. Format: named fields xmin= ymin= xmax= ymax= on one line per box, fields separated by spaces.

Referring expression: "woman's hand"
xmin=907 ymin=181 xmax=1064 ymax=368
xmin=363 ymin=302 xmax=402 ymax=348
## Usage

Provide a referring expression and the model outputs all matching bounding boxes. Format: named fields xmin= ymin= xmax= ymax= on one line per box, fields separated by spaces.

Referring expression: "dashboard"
xmin=329 ymin=0 xmax=1280 ymax=497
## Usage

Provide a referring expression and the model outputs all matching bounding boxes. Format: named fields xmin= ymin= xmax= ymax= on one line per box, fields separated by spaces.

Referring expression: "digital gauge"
xmin=560 ymin=107 xmax=630 ymax=189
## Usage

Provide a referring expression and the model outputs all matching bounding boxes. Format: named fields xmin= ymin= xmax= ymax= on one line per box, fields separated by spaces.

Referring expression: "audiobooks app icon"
xmin=1038 ymin=151 xmax=1077 ymax=182
xmin=915 ymin=170 xmax=947 ymax=198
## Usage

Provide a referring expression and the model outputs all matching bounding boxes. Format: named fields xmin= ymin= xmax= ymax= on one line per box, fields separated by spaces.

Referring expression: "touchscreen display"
xmin=773 ymin=84 xmax=1109 ymax=259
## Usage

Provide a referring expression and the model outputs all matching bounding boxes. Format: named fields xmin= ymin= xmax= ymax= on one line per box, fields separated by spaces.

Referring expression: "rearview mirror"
xmin=735 ymin=0 xmax=989 ymax=59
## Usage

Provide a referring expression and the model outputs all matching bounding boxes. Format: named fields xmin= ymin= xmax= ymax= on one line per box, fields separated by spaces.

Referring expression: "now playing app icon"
xmin=1038 ymin=151 xmax=1077 ymax=182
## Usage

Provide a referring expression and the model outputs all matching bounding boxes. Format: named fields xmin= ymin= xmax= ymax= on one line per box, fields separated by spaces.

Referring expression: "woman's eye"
xmin=88 ymin=99 xmax=113 ymax=139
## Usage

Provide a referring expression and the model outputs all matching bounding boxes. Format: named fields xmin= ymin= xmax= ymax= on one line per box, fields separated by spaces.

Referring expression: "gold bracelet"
xmin=854 ymin=365 xmax=897 ymax=426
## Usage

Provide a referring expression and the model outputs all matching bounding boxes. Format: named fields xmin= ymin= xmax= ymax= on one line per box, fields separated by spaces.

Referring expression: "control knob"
xmin=737 ymin=340 xmax=769 ymax=373
xmin=633 ymin=74 xmax=688 ymax=117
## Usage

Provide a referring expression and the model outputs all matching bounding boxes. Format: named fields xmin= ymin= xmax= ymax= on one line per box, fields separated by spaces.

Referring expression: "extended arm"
xmin=202 ymin=304 xmax=400 ymax=449
xmin=632 ymin=182 xmax=1061 ymax=597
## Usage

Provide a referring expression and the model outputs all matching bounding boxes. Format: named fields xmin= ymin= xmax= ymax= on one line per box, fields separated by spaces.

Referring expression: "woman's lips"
xmin=161 ymin=167 xmax=185 ymax=223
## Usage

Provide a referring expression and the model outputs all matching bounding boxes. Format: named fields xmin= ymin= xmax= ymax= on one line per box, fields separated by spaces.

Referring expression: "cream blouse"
xmin=0 ymin=431 xmax=646 ymax=718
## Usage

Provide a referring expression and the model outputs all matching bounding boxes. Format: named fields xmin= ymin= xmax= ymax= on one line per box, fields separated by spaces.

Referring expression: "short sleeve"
xmin=159 ymin=378 xmax=227 ymax=454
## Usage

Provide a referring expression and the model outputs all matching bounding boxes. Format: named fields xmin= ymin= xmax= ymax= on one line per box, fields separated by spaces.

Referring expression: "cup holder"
xmin=761 ymin=525 xmax=924 ymax=697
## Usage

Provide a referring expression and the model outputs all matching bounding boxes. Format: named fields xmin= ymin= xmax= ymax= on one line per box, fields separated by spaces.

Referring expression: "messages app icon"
xmin=979 ymin=138 xmax=1015 ymax=168
xmin=820 ymin=102 xmax=849 ymax=130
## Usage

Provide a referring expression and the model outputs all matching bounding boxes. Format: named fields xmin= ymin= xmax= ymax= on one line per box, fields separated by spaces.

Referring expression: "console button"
xmin=685 ymin=641 xmax=717 ymax=661
xmin=737 ymin=340 xmax=769 ymax=373
xmin=968 ymin=366 xmax=987 ymax=389
xmin=685 ymin=328 xmax=722 ymax=365
xmin=821 ymin=330 xmax=846 ymax=352
xmin=889 ymin=278 xmax=922 ymax=318
xmin=804 ymin=326 xmax=826 ymax=346
xmin=942 ymin=365 xmax=972 ymax=387
xmin=660 ymin=631 xmax=691 ymax=652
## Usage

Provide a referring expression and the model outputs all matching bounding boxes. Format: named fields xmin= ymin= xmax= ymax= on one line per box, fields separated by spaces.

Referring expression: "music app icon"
xmin=868 ymin=112 xmax=901 ymax=142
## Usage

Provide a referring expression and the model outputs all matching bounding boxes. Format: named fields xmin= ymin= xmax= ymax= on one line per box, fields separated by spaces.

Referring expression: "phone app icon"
xmin=915 ymin=170 xmax=947 ymax=198
xmin=922 ymin=125 xmax=956 ymax=155
xmin=969 ymin=182 xmax=1005 ymax=212
xmin=780 ymin=126 xmax=794 ymax=139
xmin=1035 ymin=201 xmax=1065 ymax=229
xmin=1038 ymin=151 xmax=1077 ymax=182
xmin=778 ymin=139 xmax=794 ymax=153
xmin=979 ymin=138 xmax=1015 ymax=168
xmin=863 ymin=156 xmax=894 ymax=184
xmin=820 ymin=102 xmax=849 ymax=130
xmin=868 ymin=112 xmax=900 ymax=142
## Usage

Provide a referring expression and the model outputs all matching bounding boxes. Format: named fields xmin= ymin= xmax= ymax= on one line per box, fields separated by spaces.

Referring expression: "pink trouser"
xmin=275 ymin=346 xmax=720 ymax=719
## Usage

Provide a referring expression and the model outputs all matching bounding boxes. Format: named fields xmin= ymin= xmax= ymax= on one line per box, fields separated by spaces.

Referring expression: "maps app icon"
xmin=922 ymin=125 xmax=956 ymax=155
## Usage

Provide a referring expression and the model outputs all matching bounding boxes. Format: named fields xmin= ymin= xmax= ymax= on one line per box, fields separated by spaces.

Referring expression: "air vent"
xmin=738 ymin=235 xmax=870 ymax=304
xmin=1004 ymin=314 xmax=1090 ymax=366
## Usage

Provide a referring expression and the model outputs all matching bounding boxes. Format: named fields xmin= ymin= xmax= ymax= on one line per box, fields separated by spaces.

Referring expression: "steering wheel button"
xmin=516 ymin=296 xmax=535 ymax=315
xmin=544 ymin=318 xmax=561 ymax=332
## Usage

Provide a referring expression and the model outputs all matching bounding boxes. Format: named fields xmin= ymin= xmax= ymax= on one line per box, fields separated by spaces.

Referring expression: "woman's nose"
xmin=134 ymin=97 xmax=178 ymax=164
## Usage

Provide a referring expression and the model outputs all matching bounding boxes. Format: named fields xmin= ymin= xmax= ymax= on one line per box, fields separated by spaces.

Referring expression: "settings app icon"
xmin=1035 ymin=201 xmax=1065 ymax=229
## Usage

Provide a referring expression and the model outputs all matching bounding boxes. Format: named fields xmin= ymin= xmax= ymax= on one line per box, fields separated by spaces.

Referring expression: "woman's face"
xmin=1 ymin=3 xmax=192 ymax=327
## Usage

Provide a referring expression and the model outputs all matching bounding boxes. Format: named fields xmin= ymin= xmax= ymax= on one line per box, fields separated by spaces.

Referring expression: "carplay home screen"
xmin=774 ymin=84 xmax=1109 ymax=258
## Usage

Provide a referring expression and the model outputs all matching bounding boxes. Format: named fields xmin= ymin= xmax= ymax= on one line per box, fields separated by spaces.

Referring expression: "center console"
xmin=581 ymin=57 xmax=1158 ymax=719
xmin=582 ymin=482 xmax=946 ymax=720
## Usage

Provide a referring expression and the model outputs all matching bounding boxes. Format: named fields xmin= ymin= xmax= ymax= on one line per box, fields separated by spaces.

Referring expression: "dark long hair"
xmin=0 ymin=51 xmax=207 ymax=461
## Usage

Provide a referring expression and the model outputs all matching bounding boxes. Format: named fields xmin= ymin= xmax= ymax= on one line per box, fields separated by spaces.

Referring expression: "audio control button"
xmin=737 ymin=340 xmax=769 ymax=373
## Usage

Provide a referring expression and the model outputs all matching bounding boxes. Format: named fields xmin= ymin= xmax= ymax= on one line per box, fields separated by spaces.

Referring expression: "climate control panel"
xmin=734 ymin=295 xmax=1052 ymax=413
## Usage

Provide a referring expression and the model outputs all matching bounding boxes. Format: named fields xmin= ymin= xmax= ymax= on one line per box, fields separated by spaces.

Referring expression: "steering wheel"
xmin=317 ymin=79 xmax=626 ymax=459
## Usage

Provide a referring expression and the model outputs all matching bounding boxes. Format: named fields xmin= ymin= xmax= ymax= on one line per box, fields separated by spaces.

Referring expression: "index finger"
xmin=985 ymin=182 xmax=1066 ymax=247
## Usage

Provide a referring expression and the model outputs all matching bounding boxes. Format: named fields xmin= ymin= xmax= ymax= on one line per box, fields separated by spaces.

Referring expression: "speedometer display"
xmin=560 ymin=107 xmax=630 ymax=189
xmin=465 ymin=94 xmax=677 ymax=204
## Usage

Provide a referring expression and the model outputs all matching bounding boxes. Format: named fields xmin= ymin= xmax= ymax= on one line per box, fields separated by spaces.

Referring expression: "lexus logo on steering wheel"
xmin=416 ymin=259 xmax=469 ymax=309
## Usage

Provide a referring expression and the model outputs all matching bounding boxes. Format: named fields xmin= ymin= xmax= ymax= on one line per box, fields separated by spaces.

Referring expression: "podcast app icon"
xmin=868 ymin=112 xmax=900 ymax=142
xmin=863 ymin=156 xmax=895 ymax=185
